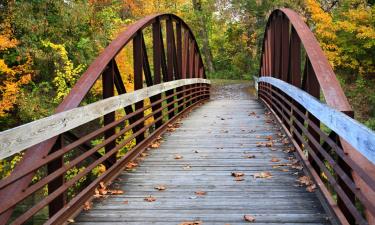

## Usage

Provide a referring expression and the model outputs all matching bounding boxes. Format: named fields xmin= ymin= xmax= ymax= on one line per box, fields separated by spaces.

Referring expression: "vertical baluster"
xmin=48 ymin=135 xmax=66 ymax=217
xmin=176 ymin=22 xmax=184 ymax=112
xmin=189 ymin=38 xmax=195 ymax=105
xmin=166 ymin=17 xmax=175 ymax=119
xmin=281 ymin=15 xmax=291 ymax=130
xmin=133 ymin=31 xmax=144 ymax=144
xmin=153 ymin=19 xmax=163 ymax=129
xmin=103 ymin=60 xmax=116 ymax=165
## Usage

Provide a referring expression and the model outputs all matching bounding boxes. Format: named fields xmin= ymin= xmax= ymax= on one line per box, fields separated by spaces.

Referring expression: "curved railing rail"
xmin=258 ymin=8 xmax=375 ymax=225
xmin=0 ymin=14 xmax=209 ymax=225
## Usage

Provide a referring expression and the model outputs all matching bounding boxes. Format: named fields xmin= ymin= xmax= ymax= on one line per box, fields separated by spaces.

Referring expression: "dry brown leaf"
xmin=140 ymin=152 xmax=149 ymax=157
xmin=249 ymin=111 xmax=256 ymax=116
xmin=270 ymin=157 xmax=280 ymax=162
xmin=244 ymin=214 xmax=256 ymax=222
xmin=231 ymin=172 xmax=245 ymax=177
xmin=280 ymin=168 xmax=289 ymax=172
xmin=123 ymin=200 xmax=129 ymax=204
xmin=266 ymin=135 xmax=273 ymax=141
xmin=306 ymin=184 xmax=316 ymax=192
xmin=179 ymin=221 xmax=202 ymax=225
xmin=83 ymin=201 xmax=92 ymax=211
xmin=297 ymin=176 xmax=313 ymax=186
xmin=150 ymin=142 xmax=161 ymax=149
xmin=144 ymin=195 xmax=157 ymax=202
xmin=108 ymin=189 xmax=124 ymax=195
xmin=253 ymin=172 xmax=272 ymax=179
xmin=174 ymin=154 xmax=183 ymax=160
xmin=244 ymin=155 xmax=256 ymax=159
xmin=266 ymin=142 xmax=273 ymax=147
xmin=154 ymin=185 xmax=166 ymax=191
xmin=195 ymin=191 xmax=207 ymax=196
xmin=125 ymin=162 xmax=138 ymax=170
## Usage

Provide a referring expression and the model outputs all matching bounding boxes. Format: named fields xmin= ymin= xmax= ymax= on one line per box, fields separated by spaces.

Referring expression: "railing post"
xmin=152 ymin=20 xmax=163 ymax=129
xmin=103 ymin=60 xmax=116 ymax=165
xmin=133 ymin=31 xmax=145 ymax=144
xmin=166 ymin=16 xmax=176 ymax=119
xmin=48 ymin=135 xmax=66 ymax=217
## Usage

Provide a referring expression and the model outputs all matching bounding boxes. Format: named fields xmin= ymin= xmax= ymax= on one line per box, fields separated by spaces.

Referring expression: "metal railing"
xmin=258 ymin=8 xmax=375 ymax=225
xmin=0 ymin=14 xmax=209 ymax=225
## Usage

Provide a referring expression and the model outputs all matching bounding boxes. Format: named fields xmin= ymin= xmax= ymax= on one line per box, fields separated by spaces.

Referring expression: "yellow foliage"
xmin=0 ymin=23 xmax=32 ymax=117
xmin=42 ymin=41 xmax=85 ymax=103
xmin=305 ymin=0 xmax=340 ymax=68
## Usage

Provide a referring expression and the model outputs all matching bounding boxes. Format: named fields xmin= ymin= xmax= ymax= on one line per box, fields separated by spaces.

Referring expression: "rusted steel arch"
xmin=259 ymin=8 xmax=375 ymax=225
xmin=259 ymin=8 xmax=351 ymax=113
xmin=0 ymin=13 xmax=206 ymax=224
xmin=58 ymin=13 xmax=205 ymax=112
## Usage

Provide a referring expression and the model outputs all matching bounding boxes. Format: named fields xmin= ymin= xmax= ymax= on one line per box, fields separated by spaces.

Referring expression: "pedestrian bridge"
xmin=0 ymin=8 xmax=374 ymax=225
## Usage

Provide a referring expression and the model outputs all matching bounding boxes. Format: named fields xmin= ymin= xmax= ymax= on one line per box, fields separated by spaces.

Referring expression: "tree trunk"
xmin=192 ymin=0 xmax=215 ymax=73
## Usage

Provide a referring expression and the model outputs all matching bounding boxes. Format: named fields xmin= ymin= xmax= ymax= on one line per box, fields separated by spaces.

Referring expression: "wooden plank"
xmin=0 ymin=78 xmax=210 ymax=159
xmin=259 ymin=76 xmax=375 ymax=163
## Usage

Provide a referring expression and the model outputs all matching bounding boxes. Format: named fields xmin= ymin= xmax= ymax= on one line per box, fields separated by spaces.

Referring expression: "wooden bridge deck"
xmin=75 ymin=83 xmax=332 ymax=225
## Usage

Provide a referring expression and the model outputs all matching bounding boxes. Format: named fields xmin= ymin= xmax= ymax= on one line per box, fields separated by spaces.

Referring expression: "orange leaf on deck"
xmin=231 ymin=172 xmax=245 ymax=177
xmin=195 ymin=191 xmax=207 ymax=196
xmin=253 ymin=172 xmax=272 ymax=179
xmin=244 ymin=214 xmax=256 ymax=222
xmin=154 ymin=185 xmax=166 ymax=191
xmin=179 ymin=221 xmax=202 ymax=225
xmin=144 ymin=195 xmax=157 ymax=202
xmin=174 ymin=154 xmax=183 ymax=159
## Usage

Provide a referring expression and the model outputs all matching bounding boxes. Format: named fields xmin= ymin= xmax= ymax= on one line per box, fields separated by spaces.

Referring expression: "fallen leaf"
xmin=83 ymin=201 xmax=92 ymax=211
xmin=179 ymin=221 xmax=202 ymax=225
xmin=280 ymin=168 xmax=289 ymax=172
xmin=174 ymin=154 xmax=183 ymax=160
xmin=253 ymin=172 xmax=272 ymax=179
xmin=154 ymin=185 xmax=166 ymax=191
xmin=306 ymin=184 xmax=316 ymax=192
xmin=249 ymin=111 xmax=256 ymax=116
xmin=108 ymin=189 xmax=124 ymax=195
xmin=270 ymin=157 xmax=280 ymax=162
xmin=123 ymin=200 xmax=129 ymax=204
xmin=297 ymin=176 xmax=313 ymax=186
xmin=125 ymin=162 xmax=138 ymax=170
xmin=266 ymin=141 xmax=273 ymax=147
xmin=244 ymin=155 xmax=256 ymax=159
xmin=244 ymin=214 xmax=256 ymax=222
xmin=266 ymin=135 xmax=273 ymax=141
xmin=140 ymin=152 xmax=149 ymax=157
xmin=195 ymin=191 xmax=207 ymax=196
xmin=150 ymin=142 xmax=161 ymax=148
xmin=144 ymin=195 xmax=157 ymax=202
xmin=231 ymin=172 xmax=245 ymax=177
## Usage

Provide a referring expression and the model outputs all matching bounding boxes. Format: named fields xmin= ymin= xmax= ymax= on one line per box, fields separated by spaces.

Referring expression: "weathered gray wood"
xmin=0 ymin=78 xmax=210 ymax=159
xmin=75 ymin=83 xmax=333 ymax=225
xmin=259 ymin=76 xmax=375 ymax=163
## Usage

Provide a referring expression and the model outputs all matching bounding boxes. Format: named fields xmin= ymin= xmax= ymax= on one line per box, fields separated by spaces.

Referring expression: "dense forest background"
xmin=0 ymin=0 xmax=374 ymax=132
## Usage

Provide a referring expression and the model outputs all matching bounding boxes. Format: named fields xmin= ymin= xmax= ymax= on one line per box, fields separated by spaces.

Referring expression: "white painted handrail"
xmin=0 ymin=78 xmax=210 ymax=159
xmin=259 ymin=76 xmax=375 ymax=164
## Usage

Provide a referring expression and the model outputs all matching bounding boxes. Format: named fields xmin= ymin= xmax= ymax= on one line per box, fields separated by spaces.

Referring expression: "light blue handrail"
xmin=259 ymin=76 xmax=375 ymax=164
